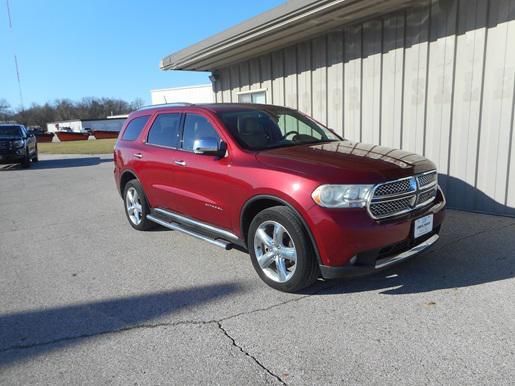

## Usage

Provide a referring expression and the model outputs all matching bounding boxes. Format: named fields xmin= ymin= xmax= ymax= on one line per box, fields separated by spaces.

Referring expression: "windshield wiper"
xmin=259 ymin=138 xmax=339 ymax=151
xmin=264 ymin=142 xmax=297 ymax=150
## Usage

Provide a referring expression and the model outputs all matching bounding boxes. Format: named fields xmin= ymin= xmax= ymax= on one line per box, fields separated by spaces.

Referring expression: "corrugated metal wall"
xmin=214 ymin=0 xmax=515 ymax=217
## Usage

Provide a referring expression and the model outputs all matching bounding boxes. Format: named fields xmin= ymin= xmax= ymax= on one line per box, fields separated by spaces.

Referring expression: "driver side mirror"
xmin=193 ymin=138 xmax=227 ymax=158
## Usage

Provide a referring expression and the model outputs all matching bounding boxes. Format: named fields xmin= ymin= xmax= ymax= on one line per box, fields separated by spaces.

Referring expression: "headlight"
xmin=13 ymin=140 xmax=25 ymax=148
xmin=311 ymin=184 xmax=373 ymax=208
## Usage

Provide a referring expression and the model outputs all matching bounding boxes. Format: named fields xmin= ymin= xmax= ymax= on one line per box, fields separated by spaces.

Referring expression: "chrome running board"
xmin=375 ymin=234 xmax=439 ymax=269
xmin=154 ymin=208 xmax=238 ymax=241
xmin=147 ymin=214 xmax=233 ymax=250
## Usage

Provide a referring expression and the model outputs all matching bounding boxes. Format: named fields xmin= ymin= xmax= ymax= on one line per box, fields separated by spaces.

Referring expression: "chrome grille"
xmin=369 ymin=197 xmax=414 ymax=218
xmin=417 ymin=187 xmax=437 ymax=205
xmin=417 ymin=171 xmax=437 ymax=188
xmin=374 ymin=178 xmax=415 ymax=197
xmin=368 ymin=171 xmax=438 ymax=219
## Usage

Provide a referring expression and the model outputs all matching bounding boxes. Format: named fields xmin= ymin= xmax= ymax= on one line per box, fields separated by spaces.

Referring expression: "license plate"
xmin=414 ymin=214 xmax=433 ymax=239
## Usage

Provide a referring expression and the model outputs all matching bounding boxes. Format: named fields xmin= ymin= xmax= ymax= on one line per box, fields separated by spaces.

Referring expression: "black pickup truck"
xmin=0 ymin=124 xmax=38 ymax=168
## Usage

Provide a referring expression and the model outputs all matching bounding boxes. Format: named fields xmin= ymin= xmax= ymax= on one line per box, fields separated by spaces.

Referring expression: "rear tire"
xmin=248 ymin=206 xmax=318 ymax=292
xmin=32 ymin=147 xmax=39 ymax=162
xmin=123 ymin=179 xmax=154 ymax=231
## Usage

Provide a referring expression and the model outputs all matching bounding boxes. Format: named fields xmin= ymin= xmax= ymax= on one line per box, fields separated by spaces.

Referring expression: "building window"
xmin=238 ymin=90 xmax=266 ymax=104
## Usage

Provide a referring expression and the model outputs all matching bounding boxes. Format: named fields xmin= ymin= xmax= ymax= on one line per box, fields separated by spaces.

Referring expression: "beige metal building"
xmin=161 ymin=0 xmax=515 ymax=217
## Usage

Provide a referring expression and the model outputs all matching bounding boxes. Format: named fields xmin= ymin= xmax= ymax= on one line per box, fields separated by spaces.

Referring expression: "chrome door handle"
xmin=174 ymin=160 xmax=186 ymax=166
xmin=133 ymin=153 xmax=143 ymax=159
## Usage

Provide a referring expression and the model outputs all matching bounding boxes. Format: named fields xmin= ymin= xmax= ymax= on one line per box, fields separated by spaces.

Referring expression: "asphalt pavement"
xmin=0 ymin=154 xmax=514 ymax=385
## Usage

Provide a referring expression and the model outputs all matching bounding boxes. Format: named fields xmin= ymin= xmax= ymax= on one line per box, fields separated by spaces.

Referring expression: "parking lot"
xmin=0 ymin=154 xmax=514 ymax=385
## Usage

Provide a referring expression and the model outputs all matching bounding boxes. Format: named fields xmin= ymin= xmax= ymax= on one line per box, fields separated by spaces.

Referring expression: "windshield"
xmin=217 ymin=107 xmax=341 ymax=151
xmin=0 ymin=126 xmax=22 ymax=138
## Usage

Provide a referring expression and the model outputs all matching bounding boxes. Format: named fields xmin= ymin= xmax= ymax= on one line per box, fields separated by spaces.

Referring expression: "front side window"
xmin=217 ymin=107 xmax=340 ymax=151
xmin=147 ymin=113 xmax=181 ymax=148
xmin=182 ymin=114 xmax=220 ymax=151
xmin=122 ymin=116 xmax=149 ymax=141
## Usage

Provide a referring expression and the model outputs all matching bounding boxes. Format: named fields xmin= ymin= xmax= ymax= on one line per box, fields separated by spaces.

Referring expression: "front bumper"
xmin=319 ymin=232 xmax=440 ymax=279
xmin=0 ymin=153 xmax=25 ymax=164
xmin=306 ymin=188 xmax=446 ymax=276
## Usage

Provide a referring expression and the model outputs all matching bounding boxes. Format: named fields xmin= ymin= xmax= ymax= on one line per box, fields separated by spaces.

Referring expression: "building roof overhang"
xmin=161 ymin=0 xmax=418 ymax=72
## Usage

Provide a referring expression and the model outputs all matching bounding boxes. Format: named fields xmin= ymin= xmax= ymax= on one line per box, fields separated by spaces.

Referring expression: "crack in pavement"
xmin=0 ymin=319 xmax=213 ymax=354
xmin=0 ymin=319 xmax=290 ymax=384
xmin=0 ymin=283 xmax=333 ymax=383
xmin=216 ymin=321 xmax=286 ymax=385
xmin=0 ymin=281 xmax=333 ymax=354
xmin=3 ymin=219 xmax=511 ymax=380
xmin=0 ymin=319 xmax=294 ymax=383
xmin=3 ymin=217 xmax=511 ymax=369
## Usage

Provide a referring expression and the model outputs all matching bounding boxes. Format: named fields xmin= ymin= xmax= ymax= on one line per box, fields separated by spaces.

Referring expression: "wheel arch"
xmin=240 ymin=195 xmax=322 ymax=265
xmin=119 ymin=169 xmax=140 ymax=197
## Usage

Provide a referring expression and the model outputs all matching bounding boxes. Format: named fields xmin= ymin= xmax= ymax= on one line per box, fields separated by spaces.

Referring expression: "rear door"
xmin=137 ymin=112 xmax=183 ymax=211
xmin=116 ymin=114 xmax=152 ymax=193
xmin=172 ymin=112 xmax=232 ymax=230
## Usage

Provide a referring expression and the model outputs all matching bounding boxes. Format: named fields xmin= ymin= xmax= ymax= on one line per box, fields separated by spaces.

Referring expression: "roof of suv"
xmin=135 ymin=103 xmax=295 ymax=115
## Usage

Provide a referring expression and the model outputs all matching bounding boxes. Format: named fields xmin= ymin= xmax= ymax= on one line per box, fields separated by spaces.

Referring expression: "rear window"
xmin=0 ymin=126 xmax=22 ymax=137
xmin=122 ymin=116 xmax=150 ymax=141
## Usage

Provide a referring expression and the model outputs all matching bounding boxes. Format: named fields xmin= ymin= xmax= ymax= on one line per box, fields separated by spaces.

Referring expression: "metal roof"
xmin=161 ymin=0 xmax=417 ymax=72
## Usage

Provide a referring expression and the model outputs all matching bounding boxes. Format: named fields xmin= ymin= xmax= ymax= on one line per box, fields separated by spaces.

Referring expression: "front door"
xmin=172 ymin=112 xmax=232 ymax=230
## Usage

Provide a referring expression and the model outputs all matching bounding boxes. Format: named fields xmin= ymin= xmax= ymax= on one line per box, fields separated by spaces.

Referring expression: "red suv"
xmin=114 ymin=103 xmax=445 ymax=292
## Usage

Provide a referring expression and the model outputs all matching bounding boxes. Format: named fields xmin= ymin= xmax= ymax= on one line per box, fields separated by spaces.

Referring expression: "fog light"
xmin=16 ymin=149 xmax=25 ymax=155
xmin=350 ymin=255 xmax=358 ymax=265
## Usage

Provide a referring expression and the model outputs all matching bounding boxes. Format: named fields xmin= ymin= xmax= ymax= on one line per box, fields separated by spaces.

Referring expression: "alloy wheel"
xmin=126 ymin=187 xmax=143 ymax=225
xmin=254 ymin=221 xmax=297 ymax=283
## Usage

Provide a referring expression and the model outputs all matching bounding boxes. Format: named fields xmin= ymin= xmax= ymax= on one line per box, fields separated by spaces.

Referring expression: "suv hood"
xmin=256 ymin=140 xmax=436 ymax=184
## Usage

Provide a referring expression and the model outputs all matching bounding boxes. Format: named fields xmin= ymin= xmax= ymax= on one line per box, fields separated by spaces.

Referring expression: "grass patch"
xmin=38 ymin=139 xmax=116 ymax=154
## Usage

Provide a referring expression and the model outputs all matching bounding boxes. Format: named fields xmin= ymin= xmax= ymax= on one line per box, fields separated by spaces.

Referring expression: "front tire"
xmin=21 ymin=150 xmax=31 ymax=168
xmin=123 ymin=180 xmax=154 ymax=231
xmin=248 ymin=206 xmax=318 ymax=292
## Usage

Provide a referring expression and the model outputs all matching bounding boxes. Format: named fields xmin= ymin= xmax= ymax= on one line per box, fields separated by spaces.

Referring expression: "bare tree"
xmin=10 ymin=97 xmax=141 ymax=130
xmin=130 ymin=98 xmax=145 ymax=110
xmin=0 ymin=99 xmax=12 ymax=121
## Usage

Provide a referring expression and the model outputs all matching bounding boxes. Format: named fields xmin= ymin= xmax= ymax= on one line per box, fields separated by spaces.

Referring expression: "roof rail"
xmin=136 ymin=102 xmax=194 ymax=111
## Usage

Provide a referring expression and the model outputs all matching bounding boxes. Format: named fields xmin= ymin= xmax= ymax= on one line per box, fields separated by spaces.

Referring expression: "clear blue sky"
xmin=1 ymin=0 xmax=284 ymax=109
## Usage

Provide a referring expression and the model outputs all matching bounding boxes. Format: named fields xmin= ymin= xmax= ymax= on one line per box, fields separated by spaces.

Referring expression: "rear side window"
xmin=122 ymin=116 xmax=150 ymax=141
xmin=182 ymin=114 xmax=220 ymax=151
xmin=147 ymin=113 xmax=181 ymax=148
